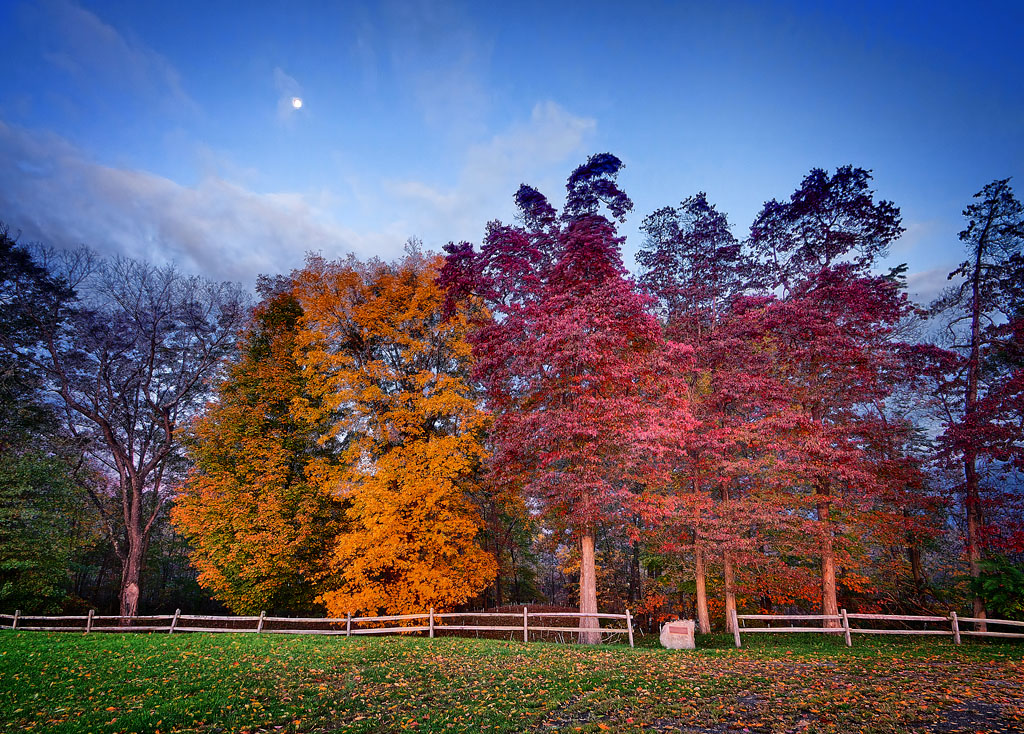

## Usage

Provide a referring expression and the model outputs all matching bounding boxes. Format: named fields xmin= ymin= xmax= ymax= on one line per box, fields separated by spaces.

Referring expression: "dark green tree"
xmin=0 ymin=227 xmax=81 ymax=612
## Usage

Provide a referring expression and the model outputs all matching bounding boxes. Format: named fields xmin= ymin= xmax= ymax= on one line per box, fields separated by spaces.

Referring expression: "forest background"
xmin=1 ymin=155 xmax=1022 ymax=637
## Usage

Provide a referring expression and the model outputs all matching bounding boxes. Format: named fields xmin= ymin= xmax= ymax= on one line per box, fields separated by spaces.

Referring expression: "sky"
xmin=1 ymin=0 xmax=1021 ymax=303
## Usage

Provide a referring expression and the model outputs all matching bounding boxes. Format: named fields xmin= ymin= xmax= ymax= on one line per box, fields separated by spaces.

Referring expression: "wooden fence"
xmin=0 ymin=608 xmax=635 ymax=647
xmin=7 ymin=607 xmax=1017 ymax=650
xmin=730 ymin=609 xmax=1024 ymax=648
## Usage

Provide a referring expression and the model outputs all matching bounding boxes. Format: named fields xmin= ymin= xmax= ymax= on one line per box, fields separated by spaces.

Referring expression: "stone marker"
xmin=660 ymin=618 xmax=696 ymax=649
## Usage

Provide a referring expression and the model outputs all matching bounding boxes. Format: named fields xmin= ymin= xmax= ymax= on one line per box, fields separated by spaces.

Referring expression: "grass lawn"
xmin=0 ymin=630 xmax=1022 ymax=733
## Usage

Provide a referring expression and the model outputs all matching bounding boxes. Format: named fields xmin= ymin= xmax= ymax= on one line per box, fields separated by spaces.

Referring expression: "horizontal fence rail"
xmin=731 ymin=608 xmax=1024 ymax=648
xmin=8 ymin=608 xmax=1017 ymax=650
xmin=957 ymin=617 xmax=1024 ymax=640
xmin=0 ymin=608 xmax=635 ymax=647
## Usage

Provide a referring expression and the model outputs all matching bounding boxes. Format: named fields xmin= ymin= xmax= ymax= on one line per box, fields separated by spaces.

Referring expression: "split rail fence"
xmin=730 ymin=609 xmax=1024 ymax=648
xmin=0 ymin=608 xmax=635 ymax=647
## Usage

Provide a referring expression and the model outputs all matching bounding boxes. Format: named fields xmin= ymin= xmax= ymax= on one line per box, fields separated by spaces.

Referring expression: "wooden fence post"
xmin=950 ymin=612 xmax=961 ymax=645
xmin=731 ymin=608 xmax=741 ymax=648
xmin=841 ymin=609 xmax=852 ymax=647
xmin=12 ymin=610 xmax=19 ymax=630
xmin=626 ymin=608 xmax=634 ymax=649
xmin=523 ymin=607 xmax=529 ymax=643
xmin=256 ymin=611 xmax=265 ymax=634
xmin=169 ymin=609 xmax=180 ymax=634
xmin=346 ymin=612 xmax=352 ymax=638
xmin=429 ymin=608 xmax=435 ymax=639
xmin=86 ymin=609 xmax=94 ymax=634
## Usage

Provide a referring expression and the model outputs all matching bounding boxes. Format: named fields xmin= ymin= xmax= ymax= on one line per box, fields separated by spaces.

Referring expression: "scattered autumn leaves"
xmin=1 ymin=632 xmax=1022 ymax=733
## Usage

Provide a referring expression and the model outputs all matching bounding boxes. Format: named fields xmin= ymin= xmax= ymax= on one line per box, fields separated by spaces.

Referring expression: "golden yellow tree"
xmin=172 ymin=280 xmax=346 ymax=613
xmin=293 ymin=250 xmax=496 ymax=616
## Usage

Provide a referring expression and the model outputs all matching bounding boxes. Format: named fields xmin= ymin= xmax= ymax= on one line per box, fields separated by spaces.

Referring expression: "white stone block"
xmin=660 ymin=618 xmax=696 ymax=649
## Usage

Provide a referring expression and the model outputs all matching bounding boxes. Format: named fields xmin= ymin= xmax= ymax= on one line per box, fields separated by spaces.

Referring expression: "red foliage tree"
xmin=442 ymin=154 xmax=693 ymax=643
xmin=738 ymin=166 xmax=916 ymax=625
xmin=636 ymin=193 xmax=753 ymax=632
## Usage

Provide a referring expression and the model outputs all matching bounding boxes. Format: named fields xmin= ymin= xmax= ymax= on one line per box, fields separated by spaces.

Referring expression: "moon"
xmin=291 ymin=97 xmax=303 ymax=109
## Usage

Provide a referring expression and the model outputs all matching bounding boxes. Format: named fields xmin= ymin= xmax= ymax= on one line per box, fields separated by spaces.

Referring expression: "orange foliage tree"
xmin=172 ymin=279 xmax=346 ymax=613
xmin=292 ymin=250 xmax=496 ymax=617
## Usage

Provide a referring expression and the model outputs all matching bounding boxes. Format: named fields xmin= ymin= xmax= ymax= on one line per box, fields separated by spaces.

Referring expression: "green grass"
xmin=1 ymin=630 xmax=1022 ymax=733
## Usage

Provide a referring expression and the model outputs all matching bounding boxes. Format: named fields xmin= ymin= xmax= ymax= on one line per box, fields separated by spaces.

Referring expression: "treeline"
xmin=0 ymin=244 xmax=246 ymax=615
xmin=1 ymin=156 xmax=1022 ymax=634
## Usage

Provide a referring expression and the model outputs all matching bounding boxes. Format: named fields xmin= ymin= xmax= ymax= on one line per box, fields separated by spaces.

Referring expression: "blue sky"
xmin=1 ymin=0 xmax=1021 ymax=302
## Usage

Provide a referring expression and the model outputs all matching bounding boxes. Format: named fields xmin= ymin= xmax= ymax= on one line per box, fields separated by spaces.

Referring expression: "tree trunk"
xmin=116 ymin=472 xmax=152 ymax=621
xmin=628 ymin=536 xmax=641 ymax=604
xmin=694 ymin=544 xmax=711 ymax=634
xmin=818 ymin=498 xmax=840 ymax=628
xmin=965 ymin=452 xmax=987 ymax=630
xmin=578 ymin=529 xmax=601 ymax=644
xmin=723 ymin=550 xmax=737 ymax=633
xmin=510 ymin=545 xmax=520 ymax=603
xmin=486 ymin=511 xmax=503 ymax=608
xmin=119 ymin=534 xmax=144 ymax=620
xmin=908 ymin=543 xmax=925 ymax=597
xmin=965 ymin=225 xmax=988 ymax=630
xmin=91 ymin=549 xmax=110 ymax=606
xmin=493 ymin=551 xmax=504 ymax=608
xmin=903 ymin=508 xmax=928 ymax=602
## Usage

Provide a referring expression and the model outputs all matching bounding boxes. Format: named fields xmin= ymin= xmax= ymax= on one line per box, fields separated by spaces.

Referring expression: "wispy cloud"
xmin=379 ymin=0 xmax=492 ymax=135
xmin=350 ymin=5 xmax=381 ymax=93
xmin=30 ymin=0 xmax=198 ymax=115
xmin=386 ymin=101 xmax=597 ymax=242
xmin=890 ymin=217 xmax=945 ymax=258
xmin=0 ymin=122 xmax=387 ymax=284
xmin=906 ymin=265 xmax=958 ymax=308
xmin=887 ymin=218 xmax=959 ymax=307
xmin=273 ymin=67 xmax=304 ymax=123
xmin=0 ymin=100 xmax=597 ymax=285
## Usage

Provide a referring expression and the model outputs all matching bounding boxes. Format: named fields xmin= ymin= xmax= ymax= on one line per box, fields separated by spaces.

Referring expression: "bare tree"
xmin=2 ymin=244 xmax=248 ymax=617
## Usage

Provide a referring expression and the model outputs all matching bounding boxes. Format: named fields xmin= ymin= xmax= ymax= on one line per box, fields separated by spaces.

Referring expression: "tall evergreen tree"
xmin=932 ymin=178 xmax=1024 ymax=624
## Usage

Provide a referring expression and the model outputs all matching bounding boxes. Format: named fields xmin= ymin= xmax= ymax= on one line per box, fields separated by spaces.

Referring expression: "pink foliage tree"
xmin=441 ymin=154 xmax=693 ymax=642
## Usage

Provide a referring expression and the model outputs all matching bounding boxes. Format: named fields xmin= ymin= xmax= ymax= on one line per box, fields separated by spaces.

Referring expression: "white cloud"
xmin=0 ymin=100 xmax=597 ymax=285
xmin=0 ymin=122 xmax=390 ymax=284
xmin=906 ymin=265 xmax=958 ymax=307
